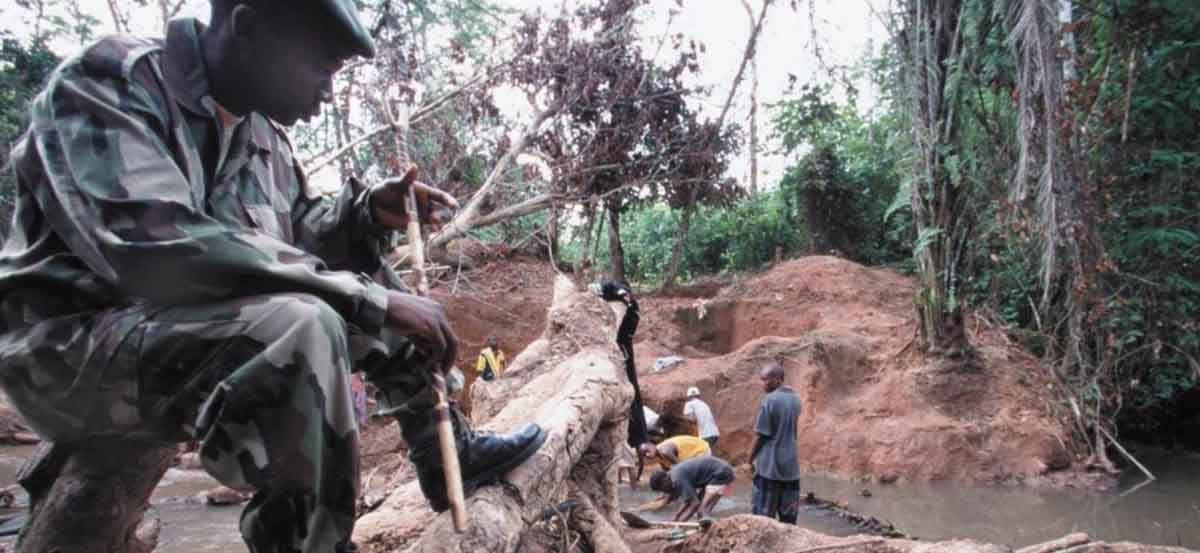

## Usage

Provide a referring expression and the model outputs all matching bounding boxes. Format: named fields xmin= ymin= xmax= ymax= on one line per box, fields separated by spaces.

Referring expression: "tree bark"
xmin=805 ymin=187 xmax=833 ymax=254
xmin=661 ymin=201 xmax=694 ymax=290
xmin=606 ymin=203 xmax=626 ymax=283
xmin=901 ymin=0 xmax=972 ymax=357
xmin=740 ymin=0 xmax=760 ymax=196
xmin=547 ymin=202 xmax=561 ymax=265
xmin=16 ymin=439 xmax=174 ymax=553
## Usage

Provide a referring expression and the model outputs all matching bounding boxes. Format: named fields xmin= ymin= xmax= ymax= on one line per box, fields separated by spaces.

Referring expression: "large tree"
xmin=895 ymin=0 xmax=1000 ymax=358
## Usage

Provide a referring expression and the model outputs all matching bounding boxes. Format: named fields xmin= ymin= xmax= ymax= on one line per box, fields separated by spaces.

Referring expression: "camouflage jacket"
xmin=0 ymin=18 xmax=391 ymax=336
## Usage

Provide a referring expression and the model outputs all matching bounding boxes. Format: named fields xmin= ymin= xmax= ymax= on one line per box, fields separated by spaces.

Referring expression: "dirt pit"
xmin=637 ymin=256 xmax=1073 ymax=485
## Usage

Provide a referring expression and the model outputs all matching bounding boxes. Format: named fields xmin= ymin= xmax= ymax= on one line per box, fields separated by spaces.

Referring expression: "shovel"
xmin=620 ymin=511 xmax=714 ymax=532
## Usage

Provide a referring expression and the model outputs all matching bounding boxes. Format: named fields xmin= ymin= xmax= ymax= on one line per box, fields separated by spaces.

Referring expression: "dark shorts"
xmin=752 ymin=475 xmax=800 ymax=524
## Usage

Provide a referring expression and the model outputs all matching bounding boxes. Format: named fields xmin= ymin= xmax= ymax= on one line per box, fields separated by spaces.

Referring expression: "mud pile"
xmin=637 ymin=256 xmax=1071 ymax=484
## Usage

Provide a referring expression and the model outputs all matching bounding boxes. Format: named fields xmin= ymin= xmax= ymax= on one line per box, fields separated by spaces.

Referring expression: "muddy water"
xmin=3 ymin=446 xmax=1199 ymax=550
xmin=0 ymin=446 xmax=244 ymax=553
xmin=798 ymin=447 xmax=1200 ymax=548
xmin=621 ymin=447 xmax=1200 ymax=549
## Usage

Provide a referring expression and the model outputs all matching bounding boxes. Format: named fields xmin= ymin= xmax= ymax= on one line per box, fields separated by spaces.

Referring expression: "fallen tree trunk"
xmin=353 ymin=276 xmax=631 ymax=553
xmin=471 ymin=276 xmax=618 ymax=422
xmin=14 ymin=439 xmax=173 ymax=553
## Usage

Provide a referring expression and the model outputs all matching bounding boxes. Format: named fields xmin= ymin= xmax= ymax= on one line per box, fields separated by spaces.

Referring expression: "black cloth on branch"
xmin=596 ymin=280 xmax=649 ymax=448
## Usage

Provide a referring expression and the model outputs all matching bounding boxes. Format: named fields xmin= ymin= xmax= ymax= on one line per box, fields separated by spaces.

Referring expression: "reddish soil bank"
xmin=636 ymin=256 xmax=1072 ymax=485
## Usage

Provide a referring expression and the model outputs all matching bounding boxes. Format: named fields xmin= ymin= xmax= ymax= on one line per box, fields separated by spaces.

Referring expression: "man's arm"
xmin=750 ymin=400 xmax=773 ymax=470
xmin=673 ymin=499 xmax=698 ymax=522
xmin=292 ymin=170 xmax=457 ymax=276
xmin=29 ymin=61 xmax=387 ymax=332
xmin=291 ymin=178 xmax=390 ymax=275
xmin=749 ymin=433 xmax=768 ymax=472
xmin=658 ymin=443 xmax=680 ymax=466
xmin=683 ymin=402 xmax=697 ymax=421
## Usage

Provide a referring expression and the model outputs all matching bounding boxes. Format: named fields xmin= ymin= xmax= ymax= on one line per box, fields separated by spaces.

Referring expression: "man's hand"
xmin=371 ymin=166 xmax=460 ymax=230
xmin=385 ymin=291 xmax=459 ymax=372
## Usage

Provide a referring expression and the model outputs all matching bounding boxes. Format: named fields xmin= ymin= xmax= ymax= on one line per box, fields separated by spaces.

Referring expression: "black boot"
xmin=399 ymin=404 xmax=548 ymax=512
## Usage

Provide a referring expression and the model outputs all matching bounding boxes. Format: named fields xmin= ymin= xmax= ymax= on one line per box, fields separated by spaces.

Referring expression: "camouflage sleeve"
xmin=290 ymin=178 xmax=393 ymax=276
xmin=27 ymin=61 xmax=389 ymax=334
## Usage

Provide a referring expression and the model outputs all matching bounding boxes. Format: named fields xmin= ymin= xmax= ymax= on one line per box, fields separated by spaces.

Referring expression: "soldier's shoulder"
xmin=266 ymin=118 xmax=297 ymax=151
xmin=68 ymin=34 xmax=164 ymax=81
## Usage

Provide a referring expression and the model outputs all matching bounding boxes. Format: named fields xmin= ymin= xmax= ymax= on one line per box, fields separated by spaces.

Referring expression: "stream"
xmin=2 ymin=445 xmax=1198 ymax=551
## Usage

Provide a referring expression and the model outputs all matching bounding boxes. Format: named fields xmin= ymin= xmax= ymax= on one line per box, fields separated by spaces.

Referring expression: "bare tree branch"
xmin=302 ymin=70 xmax=496 ymax=174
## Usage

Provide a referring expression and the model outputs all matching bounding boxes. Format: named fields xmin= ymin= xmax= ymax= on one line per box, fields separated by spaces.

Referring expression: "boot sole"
xmin=462 ymin=426 xmax=549 ymax=494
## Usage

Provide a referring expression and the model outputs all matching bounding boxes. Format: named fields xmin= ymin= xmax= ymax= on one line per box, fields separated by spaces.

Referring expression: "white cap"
xmin=686 ymin=386 xmax=700 ymax=398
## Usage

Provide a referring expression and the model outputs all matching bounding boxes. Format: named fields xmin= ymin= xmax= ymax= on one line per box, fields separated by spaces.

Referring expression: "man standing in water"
xmin=749 ymin=362 xmax=803 ymax=524
xmin=0 ymin=1 xmax=546 ymax=550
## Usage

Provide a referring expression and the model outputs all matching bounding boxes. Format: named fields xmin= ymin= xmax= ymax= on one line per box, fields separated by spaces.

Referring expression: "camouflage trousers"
xmin=0 ymin=292 xmax=441 ymax=553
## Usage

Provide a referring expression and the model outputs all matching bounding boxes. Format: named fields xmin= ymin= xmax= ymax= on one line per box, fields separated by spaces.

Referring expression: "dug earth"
xmin=629 ymin=256 xmax=1079 ymax=486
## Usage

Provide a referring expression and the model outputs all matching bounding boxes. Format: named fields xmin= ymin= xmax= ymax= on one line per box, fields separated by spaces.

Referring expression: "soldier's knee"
xmin=254 ymin=293 xmax=348 ymax=347
xmin=274 ymin=293 xmax=342 ymax=323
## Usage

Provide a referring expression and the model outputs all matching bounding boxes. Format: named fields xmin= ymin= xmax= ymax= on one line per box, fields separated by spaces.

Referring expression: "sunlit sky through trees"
xmin=1 ymin=0 xmax=884 ymax=191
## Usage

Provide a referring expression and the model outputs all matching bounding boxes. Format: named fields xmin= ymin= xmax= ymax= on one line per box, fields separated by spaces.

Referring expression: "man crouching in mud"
xmin=0 ymin=0 xmax=545 ymax=550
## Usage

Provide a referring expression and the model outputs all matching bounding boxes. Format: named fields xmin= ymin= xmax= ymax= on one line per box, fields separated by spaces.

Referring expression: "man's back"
xmin=753 ymin=385 xmax=802 ymax=481
xmin=684 ymin=398 xmax=719 ymax=439
xmin=668 ymin=456 xmax=734 ymax=501
xmin=660 ymin=435 xmax=710 ymax=466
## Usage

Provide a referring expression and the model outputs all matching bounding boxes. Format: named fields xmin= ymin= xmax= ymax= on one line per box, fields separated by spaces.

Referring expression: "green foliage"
xmin=771 ymin=83 xmax=910 ymax=266
xmin=953 ymin=0 xmax=1200 ymax=438
xmin=0 ymin=34 xmax=59 ymax=236
xmin=1081 ymin=0 xmax=1200 ymax=434
xmin=558 ymin=189 xmax=805 ymax=286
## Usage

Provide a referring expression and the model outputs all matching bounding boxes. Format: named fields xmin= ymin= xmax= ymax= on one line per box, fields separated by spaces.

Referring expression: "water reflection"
xmin=798 ymin=448 xmax=1200 ymax=548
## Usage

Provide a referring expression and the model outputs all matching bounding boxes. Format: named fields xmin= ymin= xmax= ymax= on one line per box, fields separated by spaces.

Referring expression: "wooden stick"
xmin=1015 ymin=532 xmax=1090 ymax=553
xmin=376 ymin=89 xmax=462 ymax=531
xmin=792 ymin=538 xmax=885 ymax=553
xmin=378 ymin=93 xmax=429 ymax=296
xmin=400 ymin=167 xmax=430 ymax=296
xmin=1096 ymin=425 xmax=1155 ymax=481
xmin=432 ymin=372 xmax=468 ymax=532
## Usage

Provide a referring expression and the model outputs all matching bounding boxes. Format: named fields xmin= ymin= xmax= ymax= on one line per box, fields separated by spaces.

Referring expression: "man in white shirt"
xmin=684 ymin=386 xmax=720 ymax=450
xmin=644 ymin=405 xmax=664 ymax=434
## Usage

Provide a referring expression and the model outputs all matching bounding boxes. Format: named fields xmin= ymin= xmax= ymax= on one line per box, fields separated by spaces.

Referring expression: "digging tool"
xmin=396 ymin=165 xmax=466 ymax=531
xmin=398 ymin=165 xmax=430 ymax=296
xmin=379 ymin=92 xmax=463 ymax=529
xmin=620 ymin=511 xmax=714 ymax=532
xmin=432 ymin=371 xmax=468 ymax=532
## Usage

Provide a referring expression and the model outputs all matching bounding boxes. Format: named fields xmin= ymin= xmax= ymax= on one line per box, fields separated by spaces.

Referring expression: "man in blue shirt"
xmin=749 ymin=362 xmax=803 ymax=524
xmin=648 ymin=456 xmax=736 ymax=522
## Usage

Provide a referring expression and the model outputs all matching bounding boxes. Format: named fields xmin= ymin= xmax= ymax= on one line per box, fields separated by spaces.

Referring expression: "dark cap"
xmin=316 ymin=0 xmax=375 ymax=58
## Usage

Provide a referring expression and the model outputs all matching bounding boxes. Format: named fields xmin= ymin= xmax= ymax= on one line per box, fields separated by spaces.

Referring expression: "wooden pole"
xmin=382 ymin=93 xmax=462 ymax=528
xmin=433 ymin=372 xmax=468 ymax=532
xmin=401 ymin=165 xmax=430 ymax=296
xmin=379 ymin=94 xmax=430 ymax=296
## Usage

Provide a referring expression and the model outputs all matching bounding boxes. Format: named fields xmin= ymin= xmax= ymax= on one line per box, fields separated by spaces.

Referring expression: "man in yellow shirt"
xmin=476 ymin=336 xmax=507 ymax=381
xmin=638 ymin=435 xmax=711 ymax=471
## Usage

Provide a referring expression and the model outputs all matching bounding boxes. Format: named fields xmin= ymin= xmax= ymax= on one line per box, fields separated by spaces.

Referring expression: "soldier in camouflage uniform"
xmin=0 ymin=0 xmax=546 ymax=551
